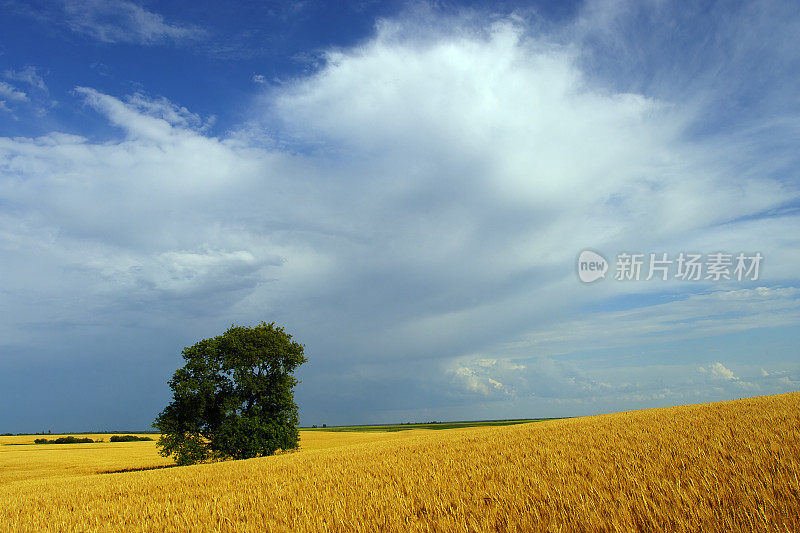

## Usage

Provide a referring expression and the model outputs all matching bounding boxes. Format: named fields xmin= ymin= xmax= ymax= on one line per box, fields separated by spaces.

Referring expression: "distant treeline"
xmin=31 ymin=435 xmax=154 ymax=444
xmin=110 ymin=435 xmax=153 ymax=442
xmin=34 ymin=436 xmax=94 ymax=444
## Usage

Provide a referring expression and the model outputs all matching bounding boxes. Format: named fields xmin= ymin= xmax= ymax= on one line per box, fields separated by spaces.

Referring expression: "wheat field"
xmin=1 ymin=392 xmax=798 ymax=532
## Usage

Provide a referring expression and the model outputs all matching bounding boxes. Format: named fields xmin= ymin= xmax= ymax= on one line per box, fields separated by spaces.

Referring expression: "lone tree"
xmin=153 ymin=322 xmax=307 ymax=466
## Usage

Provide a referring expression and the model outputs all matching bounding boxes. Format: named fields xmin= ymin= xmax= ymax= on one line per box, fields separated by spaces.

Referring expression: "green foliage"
xmin=110 ymin=435 xmax=154 ymax=442
xmin=34 ymin=436 xmax=94 ymax=444
xmin=153 ymin=322 xmax=307 ymax=466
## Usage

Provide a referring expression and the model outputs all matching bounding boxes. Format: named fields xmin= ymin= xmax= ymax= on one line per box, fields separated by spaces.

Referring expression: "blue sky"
xmin=1 ymin=0 xmax=799 ymax=432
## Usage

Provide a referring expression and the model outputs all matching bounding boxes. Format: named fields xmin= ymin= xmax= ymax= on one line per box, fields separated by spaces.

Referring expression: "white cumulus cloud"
xmin=698 ymin=362 xmax=739 ymax=380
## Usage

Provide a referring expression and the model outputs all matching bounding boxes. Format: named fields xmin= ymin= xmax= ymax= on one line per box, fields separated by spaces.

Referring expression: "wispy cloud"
xmin=2 ymin=66 xmax=55 ymax=118
xmin=124 ymin=92 xmax=215 ymax=132
xmin=0 ymin=81 xmax=28 ymax=102
xmin=0 ymin=80 xmax=29 ymax=118
xmin=502 ymin=287 xmax=800 ymax=359
xmin=61 ymin=0 xmax=205 ymax=45
xmin=4 ymin=66 xmax=48 ymax=92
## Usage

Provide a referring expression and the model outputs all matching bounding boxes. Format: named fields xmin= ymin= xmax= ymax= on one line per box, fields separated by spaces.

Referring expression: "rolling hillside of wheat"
xmin=2 ymin=392 xmax=798 ymax=532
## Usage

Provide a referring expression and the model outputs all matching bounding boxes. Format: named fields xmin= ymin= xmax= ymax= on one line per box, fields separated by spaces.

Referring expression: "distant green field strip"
xmin=303 ymin=419 xmax=557 ymax=432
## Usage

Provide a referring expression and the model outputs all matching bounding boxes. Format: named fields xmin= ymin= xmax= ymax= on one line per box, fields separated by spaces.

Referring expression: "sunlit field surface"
xmin=0 ymin=434 xmax=171 ymax=485
xmin=2 ymin=393 xmax=798 ymax=531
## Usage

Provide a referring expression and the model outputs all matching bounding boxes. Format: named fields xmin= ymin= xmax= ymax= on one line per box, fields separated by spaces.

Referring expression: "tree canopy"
xmin=153 ymin=322 xmax=307 ymax=466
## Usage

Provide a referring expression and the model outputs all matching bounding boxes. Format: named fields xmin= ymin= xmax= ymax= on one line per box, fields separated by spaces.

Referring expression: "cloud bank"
xmin=1 ymin=2 xmax=798 ymax=429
